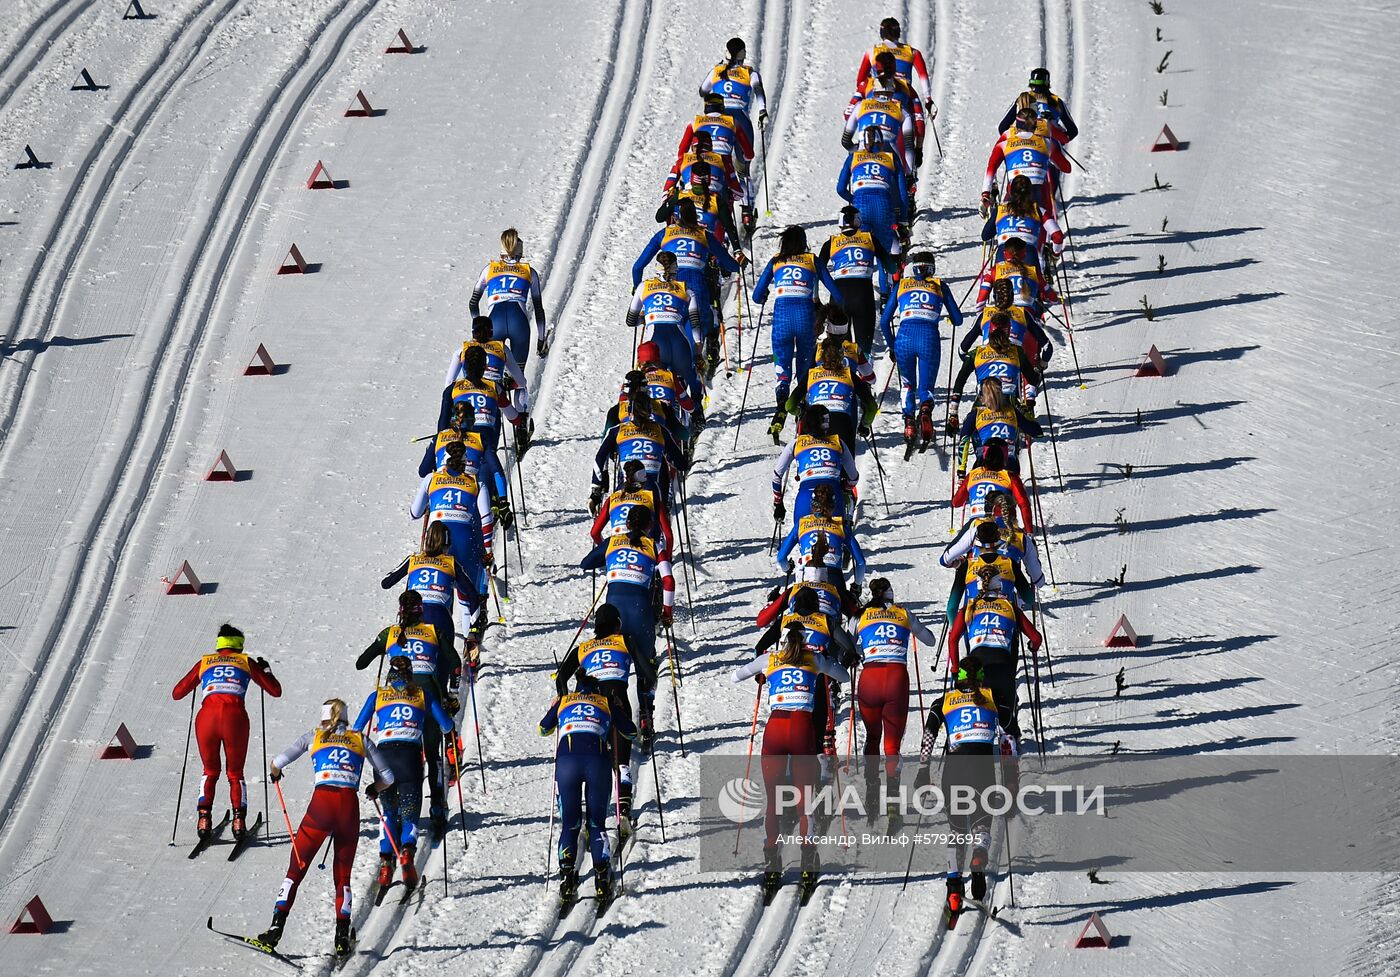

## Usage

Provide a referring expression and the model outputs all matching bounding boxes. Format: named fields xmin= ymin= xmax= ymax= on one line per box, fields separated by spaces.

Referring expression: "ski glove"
xmin=773 ymin=501 xmax=786 ymax=523
xmin=446 ymin=694 xmax=461 ymax=715
xmin=589 ymin=487 xmax=604 ymax=517
xmin=364 ymin=782 xmax=382 ymax=800
xmin=858 ymin=423 xmax=871 ymax=439
xmin=269 ymin=766 xmax=282 ymax=783
xmin=662 ymin=606 xmax=673 ymax=628
xmin=536 ymin=337 xmax=550 ymax=359
xmin=759 ymin=110 xmax=769 ymax=130
xmin=979 ymin=191 xmax=994 ymax=218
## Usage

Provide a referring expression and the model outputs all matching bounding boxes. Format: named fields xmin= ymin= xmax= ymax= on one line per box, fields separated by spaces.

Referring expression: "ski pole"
xmin=863 ymin=433 xmax=891 ymax=514
xmin=910 ymin=636 xmax=926 ymax=728
xmin=930 ymin=119 xmax=944 ymax=160
xmin=1055 ymin=185 xmax=1081 ymax=268
xmin=732 ymin=301 xmax=770 ymax=449
xmin=1026 ymin=446 xmax=1058 ymax=589
xmin=371 ymin=795 xmax=403 ymax=861
xmin=844 ymin=662 xmax=858 ymax=777
xmin=1018 ymin=640 xmax=1046 ymax=758
xmin=613 ymin=755 xmax=627 ymax=894
xmin=260 ymin=688 xmax=270 ymax=842
xmin=488 ymin=571 xmax=505 ymax=624
xmin=467 ymin=667 xmax=487 ymax=793
xmin=450 ymin=734 xmax=469 ymax=849
xmin=1037 ymin=384 xmax=1065 ymax=489
xmin=650 ymin=743 xmax=667 ymax=844
xmin=664 ymin=629 xmax=687 ymax=757
xmin=316 ymin=836 xmax=332 ymax=870
xmin=876 ymin=359 xmax=898 ymax=416
xmin=170 ymin=693 xmax=195 ymax=845
xmin=768 ymin=516 xmax=781 ymax=556
xmin=544 ymin=765 xmax=558 ymax=886
xmin=561 ymin=585 xmax=607 ymax=665
xmin=733 ymin=685 xmax=763 ymax=856
xmin=1047 ymin=297 xmax=1085 ymax=387
xmin=273 ymin=781 xmax=306 ymax=870
xmin=760 ymin=122 xmax=772 ymax=218
xmin=958 ymin=248 xmax=991 ymax=307
xmin=996 ymin=725 xmax=1016 ymax=909
xmin=505 ymin=448 xmax=526 ymax=569
xmin=1034 ymin=605 xmax=1058 ymax=687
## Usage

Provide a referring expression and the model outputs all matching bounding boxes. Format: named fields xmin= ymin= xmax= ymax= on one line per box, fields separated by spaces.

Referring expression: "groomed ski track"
xmin=0 ymin=1 xmax=1396 ymax=976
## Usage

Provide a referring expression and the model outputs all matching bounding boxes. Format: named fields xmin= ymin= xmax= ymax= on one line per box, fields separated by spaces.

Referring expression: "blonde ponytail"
xmin=500 ymin=227 xmax=523 ymax=260
xmin=320 ymin=698 xmax=347 ymax=731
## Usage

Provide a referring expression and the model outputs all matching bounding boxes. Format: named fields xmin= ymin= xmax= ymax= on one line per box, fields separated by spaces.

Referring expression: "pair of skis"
xmin=207 ymin=917 xmax=355 ymax=971
xmin=760 ymin=868 xmax=820 ymax=907
xmin=187 ymin=811 xmax=264 ymax=862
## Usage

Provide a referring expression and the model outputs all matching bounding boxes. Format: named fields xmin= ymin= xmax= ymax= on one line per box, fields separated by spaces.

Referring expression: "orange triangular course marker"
xmin=1151 ymin=124 xmax=1180 ymax=152
xmin=165 ymin=561 xmax=202 ymax=595
xmin=1074 ymin=911 xmax=1113 ymax=948
xmin=10 ymin=896 xmax=54 ymax=934
xmin=345 ymin=89 xmax=376 ymax=117
xmin=277 ymin=243 xmax=308 ymax=275
xmin=386 ymin=28 xmax=416 ymax=53
xmin=306 ymin=160 xmax=335 ymax=189
xmin=1135 ymin=345 xmax=1168 ymax=377
xmin=1104 ymin=615 xmax=1140 ymax=648
xmin=206 ymin=449 xmax=238 ymax=481
xmin=101 ymin=723 xmax=139 ymax=759
xmin=244 ymin=344 xmax=277 ymax=376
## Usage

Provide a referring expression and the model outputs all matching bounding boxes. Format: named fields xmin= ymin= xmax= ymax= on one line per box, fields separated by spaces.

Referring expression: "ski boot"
xmin=945 ymin=875 xmax=965 ymax=927
xmin=257 ymin=908 xmax=286 ymax=949
xmin=429 ymin=805 xmax=449 ymax=839
xmin=559 ymin=854 xmax=578 ymax=905
xmin=231 ymin=808 xmax=247 ymax=843
xmin=399 ymin=844 xmax=419 ymax=890
xmin=798 ymin=847 xmax=820 ymax=905
xmin=902 ymin=413 xmax=916 ymax=456
xmin=761 ymin=846 xmax=783 ymax=902
xmin=768 ymin=407 xmax=787 ymax=444
xmin=196 ymin=804 xmax=213 ymax=841
xmin=376 ymin=852 xmax=395 ymax=888
xmin=637 ymin=703 xmax=655 ymax=754
xmin=333 ymin=917 xmax=354 ymax=958
xmin=445 ymin=733 xmax=463 ymax=784
xmin=864 ymin=773 xmax=880 ymax=823
xmin=886 ymin=779 xmax=904 ymax=830
xmin=918 ymin=401 xmax=934 ymax=449
xmin=969 ymin=852 xmax=988 ymax=900
xmin=742 ymin=206 xmax=757 ymax=244
xmin=493 ymin=496 xmax=515 ymax=532
xmin=704 ymin=332 xmax=721 ymax=380
xmin=617 ymin=781 xmax=634 ymax=844
xmin=514 ymin=412 xmax=534 ymax=458
xmin=596 ymin=867 xmax=615 ymax=907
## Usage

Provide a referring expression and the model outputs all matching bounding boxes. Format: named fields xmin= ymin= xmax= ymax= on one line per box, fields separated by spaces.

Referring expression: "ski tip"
xmin=206 ymin=916 xmax=215 ymax=930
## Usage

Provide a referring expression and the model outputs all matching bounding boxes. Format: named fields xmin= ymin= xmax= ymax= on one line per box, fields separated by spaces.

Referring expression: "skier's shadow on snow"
xmin=1048 ymin=564 xmax=1261 ymax=610
xmin=1059 ymin=456 xmax=1256 ymax=493
xmin=1044 ymin=879 xmax=1293 ymax=924
xmin=1050 ymin=399 xmax=1247 ymax=440
xmin=1054 ymin=507 xmax=1273 ymax=546
xmin=1085 ymin=292 xmax=1283 ymax=332
xmin=1098 ymin=256 xmax=1259 ymax=286
xmin=1054 ymin=633 xmax=1276 ymax=666
xmin=0 ymin=332 xmax=134 ymax=359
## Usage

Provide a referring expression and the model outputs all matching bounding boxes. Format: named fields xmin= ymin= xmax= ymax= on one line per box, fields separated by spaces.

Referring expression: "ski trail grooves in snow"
xmin=0 ymin=0 xmax=89 ymax=115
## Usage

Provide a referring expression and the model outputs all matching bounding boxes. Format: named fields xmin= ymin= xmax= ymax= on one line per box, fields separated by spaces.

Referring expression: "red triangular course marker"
xmin=1104 ymin=615 xmax=1140 ymax=648
xmin=206 ymin=449 xmax=238 ymax=481
xmin=10 ymin=896 xmax=54 ymax=935
xmin=277 ymin=243 xmax=308 ymax=275
xmin=306 ymin=160 xmax=335 ymax=190
xmin=101 ymin=723 xmax=139 ymax=759
xmin=1135 ymin=344 xmax=1168 ymax=377
xmin=165 ymin=561 xmax=203 ymax=595
xmin=345 ymin=89 xmax=376 ymax=117
xmin=1151 ymin=124 xmax=1180 ymax=152
xmin=386 ymin=28 xmax=417 ymax=53
xmin=1074 ymin=911 xmax=1112 ymax=948
xmin=244 ymin=344 xmax=277 ymax=376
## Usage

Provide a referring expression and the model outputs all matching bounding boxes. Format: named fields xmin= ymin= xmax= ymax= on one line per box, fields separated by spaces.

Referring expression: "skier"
xmin=911 ymin=657 xmax=1002 ymax=920
xmin=820 ymin=303 xmax=877 ymax=385
xmin=733 ymin=621 xmax=851 ymax=897
xmin=756 ymin=540 xmax=858 ymax=627
xmin=590 ymin=388 xmax=688 ymax=513
xmin=469 ymin=228 xmax=549 ymax=365
xmin=354 ymin=590 xmax=462 ymax=836
xmin=837 ymin=127 xmax=908 ymax=262
xmin=853 ymin=16 xmax=933 ymax=112
xmin=698 ymin=37 xmax=766 ymax=234
xmin=955 ymin=378 xmax=1043 ymax=474
xmin=949 ymin=314 xmax=1042 ymax=413
xmin=772 ymin=403 xmax=859 ymax=524
xmin=752 ymin=225 xmax=837 ymax=440
xmin=446 ymin=316 xmax=532 ymax=454
xmin=960 ymin=277 xmax=1052 ymax=369
xmin=775 ymin=483 xmax=866 ymax=595
xmin=663 ymin=129 xmax=742 ymax=208
xmin=878 ymin=250 xmax=963 ymax=452
xmin=815 ymin=205 xmax=898 ymax=355
xmin=843 ymin=89 xmax=916 ymax=178
xmin=352 ymin=654 xmax=455 ymax=892
xmin=590 ymin=458 xmax=675 ymax=556
xmin=171 ymin=624 xmax=283 ymax=843
xmin=579 ymin=505 xmax=674 ymax=748
xmin=633 ymin=198 xmax=743 ymax=375
xmin=847 ymin=51 xmax=927 ymax=205
xmin=380 ymin=520 xmax=478 ymax=654
xmin=784 ymin=334 xmax=877 ymax=457
xmin=540 ymin=673 xmax=637 ymax=908
xmin=853 ymin=579 xmax=939 ymax=819
xmin=627 ymin=251 xmax=703 ymax=409
xmin=437 ymin=345 xmax=518 ymax=506
xmin=981 ymin=104 xmax=1070 ymax=219
xmin=942 ymin=516 xmax=1045 ymax=608
xmin=554 ymin=603 xmax=656 ymax=834
xmin=973 ymin=237 xmax=1055 ymax=315
xmin=996 ymin=67 xmax=1078 ymax=142
xmin=950 ymin=441 xmax=1035 ymax=529
xmin=658 ymin=160 xmax=743 ymax=247
xmin=257 ymin=698 xmax=394 ymax=958
xmin=633 ymin=340 xmax=699 ymax=445
xmin=416 ymin=401 xmax=507 ymax=503
xmin=980 ymin=174 xmax=1063 ymax=270
xmin=409 ymin=438 xmax=493 ymax=637
xmin=946 ymin=564 xmax=1043 ymax=747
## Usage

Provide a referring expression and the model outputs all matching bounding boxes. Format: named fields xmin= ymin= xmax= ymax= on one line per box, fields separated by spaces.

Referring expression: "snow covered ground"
xmin=0 ymin=0 xmax=1396 ymax=975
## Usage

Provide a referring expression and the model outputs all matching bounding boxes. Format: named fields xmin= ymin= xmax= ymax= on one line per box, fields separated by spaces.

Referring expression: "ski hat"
xmin=637 ymin=341 xmax=661 ymax=364
xmin=879 ymin=16 xmax=901 ymax=40
xmin=1028 ymin=67 xmax=1050 ymax=91
xmin=869 ymin=577 xmax=894 ymax=603
xmin=907 ymin=251 xmax=936 ymax=277
xmin=388 ymin=655 xmax=412 ymax=679
xmin=726 ymin=37 xmax=746 ymax=57
xmin=216 ymin=623 xmax=245 ymax=652
xmin=838 ymin=205 xmax=861 ymax=230
xmin=594 ymin=602 xmax=622 ymax=635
